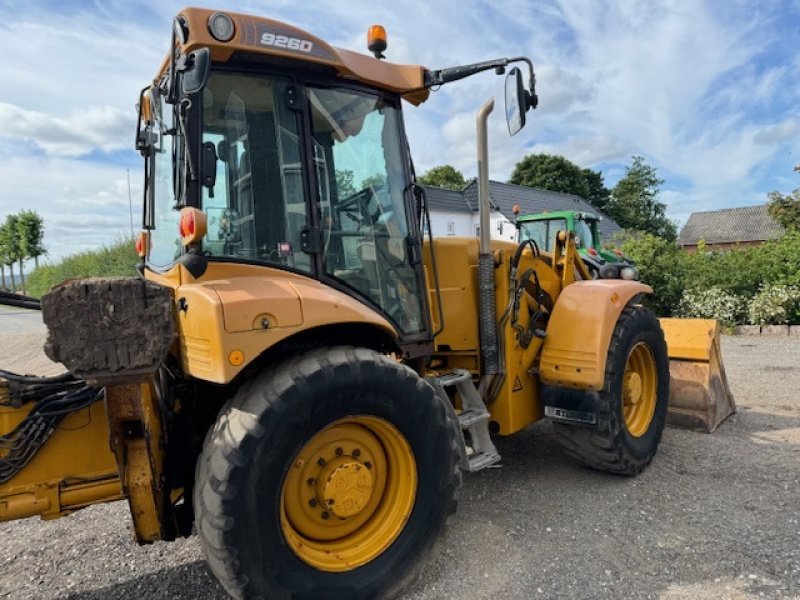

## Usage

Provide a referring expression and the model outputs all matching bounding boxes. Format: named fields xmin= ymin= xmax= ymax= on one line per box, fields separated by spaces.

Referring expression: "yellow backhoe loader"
xmin=0 ymin=8 xmax=734 ymax=599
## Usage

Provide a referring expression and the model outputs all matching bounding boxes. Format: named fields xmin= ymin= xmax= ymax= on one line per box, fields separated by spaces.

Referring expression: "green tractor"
xmin=515 ymin=209 xmax=639 ymax=280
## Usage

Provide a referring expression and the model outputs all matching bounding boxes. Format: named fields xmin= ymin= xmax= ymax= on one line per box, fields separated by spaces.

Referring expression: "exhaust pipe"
xmin=476 ymin=98 xmax=499 ymax=392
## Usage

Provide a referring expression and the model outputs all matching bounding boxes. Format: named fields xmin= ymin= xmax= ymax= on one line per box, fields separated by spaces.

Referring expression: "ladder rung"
xmin=467 ymin=451 xmax=501 ymax=472
xmin=458 ymin=409 xmax=489 ymax=429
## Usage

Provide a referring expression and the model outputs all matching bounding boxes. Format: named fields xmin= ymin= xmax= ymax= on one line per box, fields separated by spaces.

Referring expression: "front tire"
xmin=194 ymin=346 xmax=461 ymax=599
xmin=552 ymin=304 xmax=669 ymax=475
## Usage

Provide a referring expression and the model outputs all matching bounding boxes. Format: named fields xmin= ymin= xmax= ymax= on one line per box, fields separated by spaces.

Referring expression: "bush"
xmin=759 ymin=230 xmax=800 ymax=287
xmin=607 ymin=229 xmax=800 ymax=321
xmin=676 ymin=287 xmax=746 ymax=326
xmin=26 ymin=237 xmax=138 ymax=298
xmin=748 ymin=285 xmax=800 ymax=325
xmin=612 ymin=230 xmax=685 ymax=316
xmin=682 ymin=244 xmax=768 ymax=299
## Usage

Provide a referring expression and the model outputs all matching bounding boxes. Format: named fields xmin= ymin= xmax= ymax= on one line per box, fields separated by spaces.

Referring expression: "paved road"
xmin=0 ymin=307 xmax=46 ymax=336
xmin=0 ymin=336 xmax=798 ymax=599
xmin=0 ymin=307 xmax=61 ymax=376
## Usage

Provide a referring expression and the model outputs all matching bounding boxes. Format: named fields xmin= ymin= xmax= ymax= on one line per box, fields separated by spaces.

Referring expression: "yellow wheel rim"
xmin=622 ymin=342 xmax=658 ymax=438
xmin=280 ymin=416 xmax=417 ymax=572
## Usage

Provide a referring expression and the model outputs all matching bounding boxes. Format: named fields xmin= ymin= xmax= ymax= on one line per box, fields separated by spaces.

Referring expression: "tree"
xmin=2 ymin=214 xmax=25 ymax=294
xmin=17 ymin=210 xmax=46 ymax=268
xmin=361 ymin=173 xmax=387 ymax=189
xmin=335 ymin=169 xmax=357 ymax=198
xmin=417 ymin=165 xmax=467 ymax=191
xmin=606 ymin=155 xmax=676 ymax=241
xmin=613 ymin=231 xmax=686 ymax=316
xmin=509 ymin=154 xmax=609 ymax=212
xmin=0 ymin=232 xmax=7 ymax=290
xmin=766 ymin=188 xmax=800 ymax=231
xmin=581 ymin=168 xmax=611 ymax=211
xmin=0 ymin=217 xmax=19 ymax=291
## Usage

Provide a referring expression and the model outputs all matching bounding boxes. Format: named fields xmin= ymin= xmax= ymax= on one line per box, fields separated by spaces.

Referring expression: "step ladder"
xmin=428 ymin=369 xmax=501 ymax=473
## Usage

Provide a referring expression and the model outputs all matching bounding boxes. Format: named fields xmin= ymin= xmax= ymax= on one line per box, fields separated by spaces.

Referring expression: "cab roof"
xmin=166 ymin=7 xmax=430 ymax=105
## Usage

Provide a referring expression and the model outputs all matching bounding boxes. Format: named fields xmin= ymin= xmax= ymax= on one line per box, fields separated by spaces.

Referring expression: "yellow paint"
xmin=124 ymin=437 xmax=163 ymax=541
xmin=622 ymin=342 xmax=658 ymax=437
xmin=539 ymin=280 xmax=652 ymax=391
xmin=423 ymin=235 xmax=593 ymax=435
xmin=105 ymin=383 xmax=169 ymax=543
xmin=0 ymin=401 xmax=120 ymax=523
xmin=151 ymin=263 xmax=397 ymax=384
xmin=659 ymin=318 xmax=718 ymax=361
xmin=280 ymin=416 xmax=417 ymax=572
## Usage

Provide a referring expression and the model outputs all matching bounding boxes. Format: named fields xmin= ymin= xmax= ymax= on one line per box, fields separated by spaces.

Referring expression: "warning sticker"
xmin=512 ymin=376 xmax=523 ymax=392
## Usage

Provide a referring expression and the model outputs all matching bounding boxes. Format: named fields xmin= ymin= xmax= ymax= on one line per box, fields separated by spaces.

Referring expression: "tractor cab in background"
xmin=517 ymin=209 xmax=638 ymax=279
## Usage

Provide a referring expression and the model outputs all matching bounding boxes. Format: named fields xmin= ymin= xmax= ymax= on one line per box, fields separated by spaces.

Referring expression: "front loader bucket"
xmin=659 ymin=318 xmax=735 ymax=433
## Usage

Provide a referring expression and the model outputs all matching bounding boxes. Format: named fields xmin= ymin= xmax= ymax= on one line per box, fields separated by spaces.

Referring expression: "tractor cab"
xmin=517 ymin=209 xmax=638 ymax=279
xmin=136 ymin=9 xmax=537 ymax=361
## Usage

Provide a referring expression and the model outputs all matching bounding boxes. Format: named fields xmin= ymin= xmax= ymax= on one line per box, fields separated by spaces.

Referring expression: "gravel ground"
xmin=1 ymin=312 xmax=798 ymax=600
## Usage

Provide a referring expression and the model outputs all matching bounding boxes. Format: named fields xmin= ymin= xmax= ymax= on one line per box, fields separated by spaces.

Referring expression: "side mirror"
xmin=505 ymin=67 xmax=527 ymax=136
xmin=182 ymin=47 xmax=211 ymax=95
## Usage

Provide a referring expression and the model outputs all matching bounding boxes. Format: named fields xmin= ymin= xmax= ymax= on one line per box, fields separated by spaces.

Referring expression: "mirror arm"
xmin=425 ymin=56 xmax=538 ymax=109
xmin=424 ymin=58 xmax=510 ymax=87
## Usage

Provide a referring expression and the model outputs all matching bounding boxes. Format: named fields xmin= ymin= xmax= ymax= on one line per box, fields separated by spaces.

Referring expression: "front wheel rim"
xmin=622 ymin=342 xmax=658 ymax=438
xmin=280 ymin=415 xmax=417 ymax=572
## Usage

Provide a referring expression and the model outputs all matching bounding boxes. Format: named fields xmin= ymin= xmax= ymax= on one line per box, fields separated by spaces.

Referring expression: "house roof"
xmin=677 ymin=204 xmax=785 ymax=246
xmin=437 ymin=180 xmax=621 ymax=240
xmin=421 ymin=185 xmax=472 ymax=214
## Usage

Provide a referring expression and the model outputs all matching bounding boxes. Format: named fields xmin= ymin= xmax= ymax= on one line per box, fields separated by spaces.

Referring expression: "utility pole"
xmin=127 ymin=169 xmax=135 ymax=237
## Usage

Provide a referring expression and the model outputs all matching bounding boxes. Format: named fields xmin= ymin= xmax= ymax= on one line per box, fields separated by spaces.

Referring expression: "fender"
xmin=538 ymin=280 xmax=652 ymax=391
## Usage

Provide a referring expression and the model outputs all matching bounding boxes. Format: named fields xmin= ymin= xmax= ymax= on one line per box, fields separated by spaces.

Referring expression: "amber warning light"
xmin=135 ymin=231 xmax=149 ymax=258
xmin=179 ymin=207 xmax=208 ymax=245
xmin=367 ymin=25 xmax=387 ymax=59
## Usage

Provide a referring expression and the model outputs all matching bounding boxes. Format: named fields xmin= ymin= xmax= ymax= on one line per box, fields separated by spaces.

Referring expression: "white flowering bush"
xmin=748 ymin=285 xmax=800 ymax=325
xmin=676 ymin=288 xmax=747 ymax=325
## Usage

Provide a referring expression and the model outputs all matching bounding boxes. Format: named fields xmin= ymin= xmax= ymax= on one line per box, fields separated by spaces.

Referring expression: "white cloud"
xmin=0 ymin=0 xmax=798 ymax=265
xmin=0 ymin=103 xmax=130 ymax=157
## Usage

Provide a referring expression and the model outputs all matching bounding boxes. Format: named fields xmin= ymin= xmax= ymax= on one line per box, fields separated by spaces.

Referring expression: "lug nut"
xmin=364 ymin=461 xmax=372 ymax=470
xmin=321 ymin=511 xmax=330 ymax=520
xmin=352 ymin=449 xmax=361 ymax=457
xmin=317 ymin=457 xmax=326 ymax=466
xmin=309 ymin=499 xmax=317 ymax=507
xmin=335 ymin=447 xmax=343 ymax=456
xmin=306 ymin=478 xmax=316 ymax=486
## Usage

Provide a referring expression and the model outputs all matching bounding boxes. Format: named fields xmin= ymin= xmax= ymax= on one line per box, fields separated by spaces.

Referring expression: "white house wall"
xmin=428 ymin=210 xmax=517 ymax=242
xmin=428 ymin=211 xmax=473 ymax=238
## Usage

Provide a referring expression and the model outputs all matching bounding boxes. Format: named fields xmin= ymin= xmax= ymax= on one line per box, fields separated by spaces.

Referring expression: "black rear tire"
xmin=194 ymin=346 xmax=461 ymax=599
xmin=552 ymin=304 xmax=669 ymax=475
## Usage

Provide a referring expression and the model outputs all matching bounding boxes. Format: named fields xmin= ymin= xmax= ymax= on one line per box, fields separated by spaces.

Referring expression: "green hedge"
xmin=25 ymin=238 xmax=139 ymax=299
xmin=614 ymin=230 xmax=800 ymax=325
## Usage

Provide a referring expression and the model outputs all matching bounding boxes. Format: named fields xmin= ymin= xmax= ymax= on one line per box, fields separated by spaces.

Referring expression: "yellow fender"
xmin=538 ymin=280 xmax=652 ymax=391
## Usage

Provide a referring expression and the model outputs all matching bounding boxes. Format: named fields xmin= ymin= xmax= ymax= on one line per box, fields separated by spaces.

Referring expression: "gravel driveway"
xmin=1 ymin=313 xmax=798 ymax=600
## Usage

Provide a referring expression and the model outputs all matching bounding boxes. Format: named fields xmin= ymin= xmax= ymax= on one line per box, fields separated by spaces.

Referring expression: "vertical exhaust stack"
xmin=476 ymin=98 xmax=500 ymax=391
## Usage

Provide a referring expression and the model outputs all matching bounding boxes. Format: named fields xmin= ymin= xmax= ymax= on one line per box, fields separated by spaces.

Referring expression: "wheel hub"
xmin=622 ymin=342 xmax=658 ymax=438
xmin=319 ymin=461 xmax=374 ymax=518
xmin=280 ymin=417 xmax=418 ymax=572
xmin=624 ymin=371 xmax=643 ymax=405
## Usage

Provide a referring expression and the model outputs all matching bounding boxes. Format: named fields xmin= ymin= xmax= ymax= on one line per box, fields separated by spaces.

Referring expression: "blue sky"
xmin=1 ymin=0 xmax=798 ymax=262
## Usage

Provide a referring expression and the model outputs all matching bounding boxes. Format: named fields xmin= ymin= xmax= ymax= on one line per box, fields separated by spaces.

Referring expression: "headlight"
xmin=620 ymin=266 xmax=639 ymax=280
xmin=208 ymin=12 xmax=235 ymax=42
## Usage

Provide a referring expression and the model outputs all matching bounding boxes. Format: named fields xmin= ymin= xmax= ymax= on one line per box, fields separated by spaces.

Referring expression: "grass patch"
xmin=25 ymin=237 xmax=139 ymax=298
